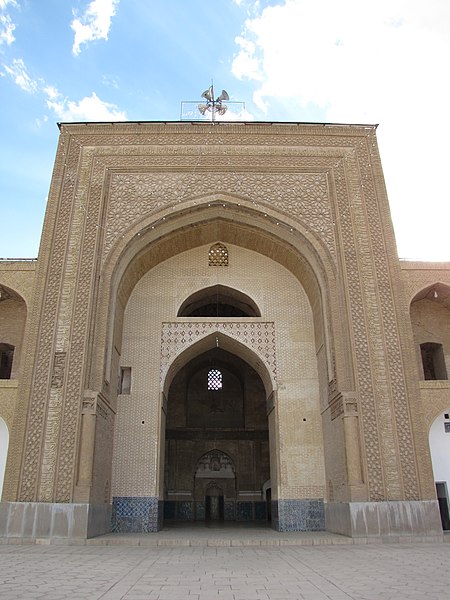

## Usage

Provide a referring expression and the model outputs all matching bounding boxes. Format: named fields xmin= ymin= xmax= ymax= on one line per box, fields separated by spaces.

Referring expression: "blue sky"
xmin=1 ymin=0 xmax=449 ymax=260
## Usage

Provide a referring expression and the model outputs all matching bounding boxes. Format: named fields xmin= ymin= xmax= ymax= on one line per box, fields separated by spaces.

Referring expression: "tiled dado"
xmin=272 ymin=499 xmax=325 ymax=532
xmin=111 ymin=497 xmax=162 ymax=533
xmin=163 ymin=500 xmax=268 ymax=522
xmin=112 ymin=497 xmax=323 ymax=532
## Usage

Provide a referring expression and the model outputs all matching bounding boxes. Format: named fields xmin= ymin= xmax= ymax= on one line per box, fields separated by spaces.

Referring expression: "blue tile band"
xmin=112 ymin=497 xmax=161 ymax=533
xmin=273 ymin=498 xmax=325 ymax=531
xmin=112 ymin=497 xmax=323 ymax=532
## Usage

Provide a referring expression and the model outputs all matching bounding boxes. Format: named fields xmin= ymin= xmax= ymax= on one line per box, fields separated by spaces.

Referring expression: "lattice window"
xmin=209 ymin=243 xmax=228 ymax=266
xmin=207 ymin=369 xmax=222 ymax=390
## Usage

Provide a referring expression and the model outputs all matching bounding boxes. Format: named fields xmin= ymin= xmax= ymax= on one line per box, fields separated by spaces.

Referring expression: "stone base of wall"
xmin=325 ymin=500 xmax=443 ymax=537
xmin=272 ymin=499 xmax=325 ymax=532
xmin=112 ymin=497 xmax=163 ymax=533
xmin=0 ymin=502 xmax=111 ymax=538
xmin=2 ymin=499 xmax=441 ymax=538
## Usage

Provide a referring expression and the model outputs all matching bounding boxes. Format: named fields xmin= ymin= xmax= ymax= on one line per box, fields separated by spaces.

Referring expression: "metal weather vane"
xmin=198 ymin=84 xmax=230 ymax=120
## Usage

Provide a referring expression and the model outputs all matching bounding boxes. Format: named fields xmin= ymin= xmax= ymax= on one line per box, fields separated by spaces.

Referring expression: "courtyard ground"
xmin=1 ymin=535 xmax=449 ymax=599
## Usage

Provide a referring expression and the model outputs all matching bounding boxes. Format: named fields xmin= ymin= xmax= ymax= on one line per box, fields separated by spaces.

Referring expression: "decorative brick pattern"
xmin=105 ymin=168 xmax=334 ymax=259
xmin=161 ymin=322 xmax=277 ymax=386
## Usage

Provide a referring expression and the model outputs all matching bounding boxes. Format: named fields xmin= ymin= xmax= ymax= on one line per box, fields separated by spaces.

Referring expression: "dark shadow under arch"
xmin=177 ymin=285 xmax=261 ymax=318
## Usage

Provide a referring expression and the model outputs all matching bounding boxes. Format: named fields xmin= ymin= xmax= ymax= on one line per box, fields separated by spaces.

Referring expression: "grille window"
xmin=208 ymin=369 xmax=222 ymax=390
xmin=209 ymin=243 xmax=228 ymax=266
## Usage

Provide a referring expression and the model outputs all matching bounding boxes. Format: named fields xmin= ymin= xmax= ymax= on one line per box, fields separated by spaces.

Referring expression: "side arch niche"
xmin=410 ymin=283 xmax=450 ymax=380
xmin=429 ymin=410 xmax=450 ymax=530
xmin=0 ymin=284 xmax=27 ymax=379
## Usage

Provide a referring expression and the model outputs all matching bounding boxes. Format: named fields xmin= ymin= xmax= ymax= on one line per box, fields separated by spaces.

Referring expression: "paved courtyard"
xmin=1 ymin=541 xmax=450 ymax=600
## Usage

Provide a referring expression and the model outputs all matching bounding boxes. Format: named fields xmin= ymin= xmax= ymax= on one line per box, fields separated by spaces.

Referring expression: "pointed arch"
xmin=162 ymin=331 xmax=276 ymax=399
xmin=94 ymin=200 xmax=339 ymax=395
xmin=410 ymin=282 xmax=450 ymax=381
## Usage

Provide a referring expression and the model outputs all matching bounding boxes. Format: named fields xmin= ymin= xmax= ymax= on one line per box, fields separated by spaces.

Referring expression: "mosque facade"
xmin=0 ymin=121 xmax=449 ymax=539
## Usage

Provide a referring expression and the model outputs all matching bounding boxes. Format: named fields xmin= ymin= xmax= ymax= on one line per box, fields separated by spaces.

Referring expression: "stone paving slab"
xmin=1 ymin=542 xmax=450 ymax=599
xmin=0 ymin=522 xmax=447 ymax=547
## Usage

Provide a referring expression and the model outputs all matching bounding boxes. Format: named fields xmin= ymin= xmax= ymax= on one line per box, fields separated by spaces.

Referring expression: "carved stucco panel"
xmin=19 ymin=133 xmax=80 ymax=502
xmin=104 ymin=170 xmax=335 ymax=258
xmin=357 ymin=141 xmax=419 ymax=499
xmin=332 ymin=161 xmax=385 ymax=500
xmin=55 ymin=156 xmax=107 ymax=501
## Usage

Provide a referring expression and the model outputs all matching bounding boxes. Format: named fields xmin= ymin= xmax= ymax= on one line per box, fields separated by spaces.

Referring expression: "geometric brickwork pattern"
xmin=106 ymin=170 xmax=333 ymax=260
xmin=160 ymin=321 xmax=277 ymax=387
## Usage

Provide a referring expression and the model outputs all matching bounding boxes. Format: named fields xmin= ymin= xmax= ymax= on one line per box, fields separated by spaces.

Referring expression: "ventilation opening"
xmin=209 ymin=243 xmax=228 ymax=267
xmin=177 ymin=285 xmax=261 ymax=318
xmin=420 ymin=343 xmax=448 ymax=380
xmin=0 ymin=344 xmax=14 ymax=380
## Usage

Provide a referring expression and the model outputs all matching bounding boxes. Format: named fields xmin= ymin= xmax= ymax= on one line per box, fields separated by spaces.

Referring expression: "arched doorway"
xmin=163 ymin=347 xmax=270 ymax=524
xmin=205 ymin=483 xmax=225 ymax=521
xmin=0 ymin=417 xmax=9 ymax=499
xmin=429 ymin=411 xmax=450 ymax=530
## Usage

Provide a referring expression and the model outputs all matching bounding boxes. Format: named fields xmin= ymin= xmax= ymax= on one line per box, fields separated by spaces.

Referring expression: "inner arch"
xmin=177 ymin=285 xmax=261 ymax=318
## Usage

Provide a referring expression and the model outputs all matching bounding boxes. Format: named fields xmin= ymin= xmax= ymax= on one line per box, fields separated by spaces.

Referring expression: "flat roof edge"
xmin=57 ymin=120 xmax=379 ymax=130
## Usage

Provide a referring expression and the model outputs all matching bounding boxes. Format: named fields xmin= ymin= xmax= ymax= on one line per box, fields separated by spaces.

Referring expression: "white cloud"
xmin=233 ymin=36 xmax=264 ymax=82
xmin=3 ymin=54 xmax=126 ymax=122
xmin=0 ymin=15 xmax=15 ymax=46
xmin=232 ymin=0 xmax=450 ymax=260
xmin=71 ymin=0 xmax=119 ymax=55
xmin=0 ymin=0 xmax=17 ymax=10
xmin=43 ymin=85 xmax=59 ymax=100
xmin=3 ymin=58 xmax=38 ymax=92
xmin=46 ymin=90 xmax=126 ymax=121
xmin=0 ymin=0 xmax=17 ymax=46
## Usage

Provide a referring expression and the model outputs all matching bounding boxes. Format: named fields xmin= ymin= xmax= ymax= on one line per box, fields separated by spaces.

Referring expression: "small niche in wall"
xmin=0 ymin=343 xmax=14 ymax=380
xmin=119 ymin=367 xmax=131 ymax=395
xmin=420 ymin=342 xmax=448 ymax=381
